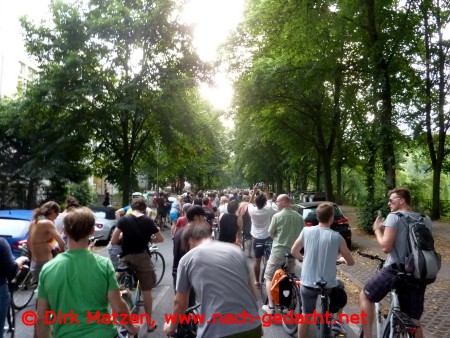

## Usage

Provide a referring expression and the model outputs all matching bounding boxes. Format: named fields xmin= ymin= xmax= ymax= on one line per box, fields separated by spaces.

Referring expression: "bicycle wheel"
xmin=5 ymin=302 xmax=15 ymax=338
xmin=260 ymin=264 xmax=268 ymax=304
xmin=240 ymin=232 xmax=245 ymax=252
xmin=131 ymin=285 xmax=142 ymax=315
xmin=318 ymin=296 xmax=329 ymax=338
xmin=150 ymin=251 xmax=165 ymax=286
xmin=117 ymin=272 xmax=134 ymax=289
xmin=281 ymin=283 xmax=302 ymax=335
xmin=120 ymin=286 xmax=135 ymax=313
xmin=12 ymin=270 xmax=36 ymax=310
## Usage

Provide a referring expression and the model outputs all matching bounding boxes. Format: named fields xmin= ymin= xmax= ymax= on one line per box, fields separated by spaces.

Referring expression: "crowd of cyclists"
xmin=0 ymin=186 xmax=433 ymax=338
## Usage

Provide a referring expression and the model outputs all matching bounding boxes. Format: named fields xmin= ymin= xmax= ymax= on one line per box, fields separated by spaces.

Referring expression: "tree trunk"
xmin=422 ymin=0 xmax=447 ymax=219
xmin=365 ymin=141 xmax=376 ymax=203
xmin=365 ymin=0 xmax=396 ymax=191
xmin=121 ymin=158 xmax=133 ymax=206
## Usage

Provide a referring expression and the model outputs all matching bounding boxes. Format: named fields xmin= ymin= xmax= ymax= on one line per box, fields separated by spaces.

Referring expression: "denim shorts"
xmin=363 ymin=266 xmax=426 ymax=319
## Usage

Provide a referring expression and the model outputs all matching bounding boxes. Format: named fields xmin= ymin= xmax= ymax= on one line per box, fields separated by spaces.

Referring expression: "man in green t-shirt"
xmin=262 ymin=194 xmax=305 ymax=315
xmin=37 ymin=207 xmax=139 ymax=338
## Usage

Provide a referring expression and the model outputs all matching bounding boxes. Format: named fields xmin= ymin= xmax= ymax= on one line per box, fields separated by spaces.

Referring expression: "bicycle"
xmin=115 ymin=268 xmax=140 ymax=338
xmin=358 ymin=251 xmax=418 ymax=338
xmin=314 ymin=273 xmax=347 ymax=338
xmin=171 ymin=302 xmax=201 ymax=338
xmin=4 ymin=269 xmax=22 ymax=338
xmin=11 ymin=243 xmax=36 ymax=310
xmin=259 ymin=239 xmax=273 ymax=303
xmin=148 ymin=242 xmax=165 ymax=286
xmin=240 ymin=231 xmax=253 ymax=256
xmin=116 ymin=263 xmax=143 ymax=315
xmin=260 ymin=252 xmax=302 ymax=335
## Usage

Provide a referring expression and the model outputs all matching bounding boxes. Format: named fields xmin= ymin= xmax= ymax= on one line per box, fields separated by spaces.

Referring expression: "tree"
xmin=415 ymin=0 xmax=450 ymax=219
xmin=21 ymin=0 xmax=211 ymax=204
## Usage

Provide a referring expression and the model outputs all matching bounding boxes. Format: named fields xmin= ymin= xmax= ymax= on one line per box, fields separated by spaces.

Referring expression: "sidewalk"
xmin=339 ymin=206 xmax=450 ymax=338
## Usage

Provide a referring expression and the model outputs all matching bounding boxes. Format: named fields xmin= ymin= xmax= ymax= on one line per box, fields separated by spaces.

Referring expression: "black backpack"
xmin=397 ymin=212 xmax=441 ymax=284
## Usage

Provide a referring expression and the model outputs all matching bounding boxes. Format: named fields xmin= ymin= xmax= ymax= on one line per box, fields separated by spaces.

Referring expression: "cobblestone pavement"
xmin=340 ymin=206 xmax=450 ymax=338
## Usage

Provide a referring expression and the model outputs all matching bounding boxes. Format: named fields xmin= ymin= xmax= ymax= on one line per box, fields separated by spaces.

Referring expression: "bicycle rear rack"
xmin=392 ymin=309 xmax=418 ymax=333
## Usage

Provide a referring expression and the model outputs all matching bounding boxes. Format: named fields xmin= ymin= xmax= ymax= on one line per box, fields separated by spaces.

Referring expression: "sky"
xmin=0 ymin=0 xmax=245 ymax=111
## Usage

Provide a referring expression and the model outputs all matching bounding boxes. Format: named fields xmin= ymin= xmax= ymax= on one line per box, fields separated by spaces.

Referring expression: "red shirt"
xmin=176 ymin=216 xmax=187 ymax=228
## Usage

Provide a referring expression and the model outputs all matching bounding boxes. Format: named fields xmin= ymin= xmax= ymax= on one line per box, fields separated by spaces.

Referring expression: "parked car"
xmin=292 ymin=202 xmax=352 ymax=248
xmin=0 ymin=210 xmax=33 ymax=258
xmin=88 ymin=206 xmax=118 ymax=242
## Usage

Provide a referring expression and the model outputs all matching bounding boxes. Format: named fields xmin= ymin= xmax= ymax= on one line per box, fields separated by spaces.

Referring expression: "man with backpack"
xmin=360 ymin=187 xmax=437 ymax=338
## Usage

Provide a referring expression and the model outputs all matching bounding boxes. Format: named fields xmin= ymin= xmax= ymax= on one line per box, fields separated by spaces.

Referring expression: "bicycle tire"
xmin=318 ymin=295 xmax=328 ymax=338
xmin=281 ymin=282 xmax=302 ymax=335
xmin=12 ymin=271 xmax=36 ymax=310
xmin=150 ymin=251 xmax=165 ymax=286
xmin=6 ymin=302 xmax=15 ymax=338
xmin=117 ymin=272 xmax=134 ymax=290
xmin=260 ymin=264 xmax=268 ymax=304
xmin=131 ymin=285 xmax=142 ymax=315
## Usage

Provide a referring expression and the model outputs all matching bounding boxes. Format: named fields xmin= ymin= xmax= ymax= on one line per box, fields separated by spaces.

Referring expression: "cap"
xmin=132 ymin=192 xmax=143 ymax=197
xmin=182 ymin=203 xmax=192 ymax=212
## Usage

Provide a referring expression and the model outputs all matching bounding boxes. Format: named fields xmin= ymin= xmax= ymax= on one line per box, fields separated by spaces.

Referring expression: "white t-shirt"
xmin=248 ymin=204 xmax=277 ymax=239
xmin=218 ymin=204 xmax=228 ymax=215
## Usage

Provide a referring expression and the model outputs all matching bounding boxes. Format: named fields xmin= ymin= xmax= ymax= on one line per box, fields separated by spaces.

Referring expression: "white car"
xmin=88 ymin=206 xmax=118 ymax=241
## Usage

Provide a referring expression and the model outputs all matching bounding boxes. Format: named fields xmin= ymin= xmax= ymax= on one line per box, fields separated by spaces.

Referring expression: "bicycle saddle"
xmin=314 ymin=279 xmax=327 ymax=288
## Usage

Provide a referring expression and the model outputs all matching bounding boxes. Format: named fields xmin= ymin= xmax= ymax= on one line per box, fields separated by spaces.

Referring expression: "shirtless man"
xmin=28 ymin=201 xmax=66 ymax=282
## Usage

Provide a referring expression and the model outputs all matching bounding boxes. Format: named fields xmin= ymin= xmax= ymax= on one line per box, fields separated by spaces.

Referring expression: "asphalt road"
xmin=11 ymin=227 xmax=360 ymax=338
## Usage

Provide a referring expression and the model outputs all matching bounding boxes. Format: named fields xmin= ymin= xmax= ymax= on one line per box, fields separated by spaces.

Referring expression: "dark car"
xmin=292 ymin=202 xmax=352 ymax=248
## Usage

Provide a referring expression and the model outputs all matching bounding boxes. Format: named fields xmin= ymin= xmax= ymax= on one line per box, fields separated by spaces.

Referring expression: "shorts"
xmin=253 ymin=237 xmax=271 ymax=259
xmin=264 ymin=253 xmax=296 ymax=282
xmin=157 ymin=208 xmax=167 ymax=218
xmin=31 ymin=261 xmax=49 ymax=282
xmin=301 ymin=285 xmax=347 ymax=314
xmin=170 ymin=212 xmax=179 ymax=222
xmin=363 ymin=266 xmax=426 ymax=319
xmin=121 ymin=252 xmax=156 ymax=291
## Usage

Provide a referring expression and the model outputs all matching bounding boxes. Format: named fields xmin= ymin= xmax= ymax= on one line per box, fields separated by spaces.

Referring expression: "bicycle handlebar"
xmin=357 ymin=250 xmax=385 ymax=263
xmin=89 ymin=235 xmax=103 ymax=242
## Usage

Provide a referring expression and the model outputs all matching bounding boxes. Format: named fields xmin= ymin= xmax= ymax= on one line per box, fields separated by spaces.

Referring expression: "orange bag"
xmin=270 ymin=268 xmax=290 ymax=306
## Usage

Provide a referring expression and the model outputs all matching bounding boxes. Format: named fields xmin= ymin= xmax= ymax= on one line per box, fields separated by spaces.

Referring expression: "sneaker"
xmin=332 ymin=321 xmax=346 ymax=334
xmin=262 ymin=304 xmax=275 ymax=315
